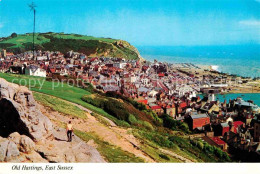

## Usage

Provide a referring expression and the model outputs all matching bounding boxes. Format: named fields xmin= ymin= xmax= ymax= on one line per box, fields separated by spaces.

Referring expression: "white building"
xmin=25 ymin=65 xmax=46 ymax=77
xmin=113 ymin=62 xmax=127 ymax=69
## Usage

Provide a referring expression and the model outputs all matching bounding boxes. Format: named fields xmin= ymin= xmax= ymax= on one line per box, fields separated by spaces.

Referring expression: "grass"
xmin=31 ymin=91 xmax=142 ymax=162
xmin=1 ymin=33 xmax=50 ymax=47
xmin=131 ymin=128 xmax=220 ymax=162
xmin=33 ymin=92 xmax=87 ymax=119
xmin=0 ymin=73 xmax=230 ymax=163
xmin=74 ymin=130 xmax=144 ymax=163
xmin=0 ymin=73 xmax=129 ymax=127
xmin=0 ymin=33 xmax=116 ymax=48
xmin=50 ymin=33 xmax=117 ymax=43
xmin=0 ymin=32 xmax=140 ymax=60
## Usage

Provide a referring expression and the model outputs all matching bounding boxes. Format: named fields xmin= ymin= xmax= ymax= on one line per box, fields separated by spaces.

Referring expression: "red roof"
xmin=137 ymin=100 xmax=148 ymax=105
xmin=90 ymin=57 xmax=98 ymax=62
xmin=49 ymin=68 xmax=55 ymax=73
xmin=151 ymin=106 xmax=162 ymax=110
xmin=210 ymin=137 xmax=226 ymax=145
xmin=233 ymin=121 xmax=243 ymax=127
xmin=233 ymin=121 xmax=244 ymax=133
xmin=158 ymin=73 xmax=165 ymax=77
xmin=180 ymin=102 xmax=187 ymax=108
xmin=222 ymin=127 xmax=230 ymax=136
xmin=166 ymin=104 xmax=175 ymax=109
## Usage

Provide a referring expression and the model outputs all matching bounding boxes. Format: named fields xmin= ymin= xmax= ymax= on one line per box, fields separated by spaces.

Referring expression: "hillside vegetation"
xmin=0 ymin=32 xmax=141 ymax=60
xmin=0 ymin=73 xmax=231 ymax=162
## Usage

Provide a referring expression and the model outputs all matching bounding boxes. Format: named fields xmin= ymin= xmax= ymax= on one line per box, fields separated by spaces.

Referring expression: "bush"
xmin=214 ymin=148 xmax=223 ymax=158
xmin=161 ymin=114 xmax=190 ymax=133
xmin=168 ymin=136 xmax=190 ymax=149
xmin=11 ymin=33 xmax=17 ymax=38
xmin=128 ymin=114 xmax=138 ymax=124
xmin=159 ymin=154 xmax=170 ymax=161
xmin=141 ymin=121 xmax=154 ymax=131
xmin=197 ymin=141 xmax=204 ymax=150
xmin=204 ymin=143 xmax=214 ymax=153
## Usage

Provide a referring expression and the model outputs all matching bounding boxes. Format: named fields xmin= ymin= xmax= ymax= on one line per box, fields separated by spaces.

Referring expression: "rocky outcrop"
xmin=0 ymin=78 xmax=105 ymax=162
xmin=0 ymin=78 xmax=52 ymax=141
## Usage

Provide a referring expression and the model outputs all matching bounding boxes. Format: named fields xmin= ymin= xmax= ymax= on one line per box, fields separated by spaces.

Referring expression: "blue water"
xmin=137 ymin=44 xmax=260 ymax=78
xmin=198 ymin=93 xmax=260 ymax=106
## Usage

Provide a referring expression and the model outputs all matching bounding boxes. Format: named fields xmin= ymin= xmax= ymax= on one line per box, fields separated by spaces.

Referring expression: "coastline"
xmin=142 ymin=57 xmax=260 ymax=100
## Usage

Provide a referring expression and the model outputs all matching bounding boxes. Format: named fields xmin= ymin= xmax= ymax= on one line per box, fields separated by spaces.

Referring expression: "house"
xmin=200 ymin=101 xmax=220 ymax=114
xmin=137 ymin=100 xmax=148 ymax=105
xmin=25 ymin=65 xmax=46 ymax=77
xmin=166 ymin=104 xmax=176 ymax=118
xmin=220 ymin=121 xmax=244 ymax=137
xmin=220 ymin=122 xmax=230 ymax=136
xmin=185 ymin=112 xmax=210 ymax=130
xmin=202 ymin=136 xmax=228 ymax=150
xmin=113 ymin=62 xmax=127 ymax=69
xmin=254 ymin=121 xmax=260 ymax=142
xmin=148 ymin=90 xmax=158 ymax=98
xmin=141 ymin=78 xmax=149 ymax=85
xmin=150 ymin=105 xmax=164 ymax=115
xmin=235 ymin=98 xmax=260 ymax=113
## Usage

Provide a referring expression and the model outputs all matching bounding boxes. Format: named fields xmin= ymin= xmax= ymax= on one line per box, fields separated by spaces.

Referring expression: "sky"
xmin=0 ymin=0 xmax=259 ymax=46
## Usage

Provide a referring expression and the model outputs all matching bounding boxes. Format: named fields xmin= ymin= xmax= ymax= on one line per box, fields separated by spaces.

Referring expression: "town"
xmin=0 ymin=48 xmax=260 ymax=161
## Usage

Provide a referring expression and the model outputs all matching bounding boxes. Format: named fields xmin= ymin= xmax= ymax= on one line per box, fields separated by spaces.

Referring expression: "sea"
xmin=137 ymin=44 xmax=260 ymax=78
xmin=137 ymin=44 xmax=260 ymax=105
xmin=198 ymin=93 xmax=260 ymax=106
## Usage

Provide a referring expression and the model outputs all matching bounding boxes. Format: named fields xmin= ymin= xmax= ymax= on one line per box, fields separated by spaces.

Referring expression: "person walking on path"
xmin=66 ymin=121 xmax=73 ymax=142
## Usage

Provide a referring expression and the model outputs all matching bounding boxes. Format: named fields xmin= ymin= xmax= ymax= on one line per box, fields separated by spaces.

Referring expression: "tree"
xmin=11 ymin=33 xmax=17 ymax=38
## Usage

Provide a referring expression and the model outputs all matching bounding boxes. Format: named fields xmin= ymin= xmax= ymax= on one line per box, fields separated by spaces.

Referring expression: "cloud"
xmin=239 ymin=20 xmax=260 ymax=26
xmin=0 ymin=23 xmax=3 ymax=28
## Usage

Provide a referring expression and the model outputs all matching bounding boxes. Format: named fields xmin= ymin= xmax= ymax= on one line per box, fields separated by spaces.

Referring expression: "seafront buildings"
xmin=1 ymin=49 xmax=260 ymax=158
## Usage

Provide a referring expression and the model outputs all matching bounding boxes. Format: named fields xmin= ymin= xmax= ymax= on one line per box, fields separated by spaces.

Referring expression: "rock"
xmin=0 ymin=137 xmax=9 ymax=162
xmin=8 ymin=132 xmax=21 ymax=145
xmin=5 ymin=141 xmax=20 ymax=161
xmin=7 ymin=132 xmax=35 ymax=153
xmin=24 ymin=151 xmax=48 ymax=163
xmin=64 ymin=153 xmax=76 ymax=162
xmin=0 ymin=78 xmax=53 ymax=141
xmin=0 ymin=78 xmax=106 ymax=163
xmin=87 ymin=139 xmax=98 ymax=148
xmin=20 ymin=135 xmax=35 ymax=152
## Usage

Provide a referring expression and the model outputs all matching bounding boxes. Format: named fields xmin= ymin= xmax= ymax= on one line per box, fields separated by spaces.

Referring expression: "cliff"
xmin=0 ymin=78 xmax=105 ymax=162
xmin=0 ymin=32 xmax=143 ymax=60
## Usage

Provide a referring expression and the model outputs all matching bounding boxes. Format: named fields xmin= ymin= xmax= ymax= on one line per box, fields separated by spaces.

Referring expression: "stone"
xmin=0 ymin=138 xmax=9 ymax=162
xmin=20 ymin=135 xmax=35 ymax=152
xmin=87 ymin=139 xmax=98 ymax=148
xmin=8 ymin=132 xmax=21 ymax=145
xmin=5 ymin=141 xmax=20 ymax=161
xmin=64 ymin=153 xmax=76 ymax=162
xmin=0 ymin=78 xmax=53 ymax=141
xmin=0 ymin=78 xmax=106 ymax=163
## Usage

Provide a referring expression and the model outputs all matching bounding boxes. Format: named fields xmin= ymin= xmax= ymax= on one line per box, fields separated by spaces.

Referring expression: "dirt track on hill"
xmin=36 ymin=94 xmax=194 ymax=163
xmin=38 ymin=102 xmax=156 ymax=162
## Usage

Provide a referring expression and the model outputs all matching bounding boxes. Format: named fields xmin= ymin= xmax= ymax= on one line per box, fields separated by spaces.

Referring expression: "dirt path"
xmin=38 ymin=103 xmax=155 ymax=162
xmin=159 ymin=149 xmax=194 ymax=163
xmin=35 ymin=92 xmax=193 ymax=163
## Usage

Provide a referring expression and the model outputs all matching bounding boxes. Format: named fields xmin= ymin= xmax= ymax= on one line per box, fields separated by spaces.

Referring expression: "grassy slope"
xmin=33 ymin=92 xmax=182 ymax=162
xmin=32 ymin=92 xmax=142 ymax=162
xmin=74 ymin=130 xmax=144 ymax=163
xmin=0 ymin=33 xmax=116 ymax=47
xmin=0 ymin=73 xmax=230 ymax=162
xmin=0 ymin=73 xmax=129 ymax=126
xmin=0 ymin=32 xmax=140 ymax=60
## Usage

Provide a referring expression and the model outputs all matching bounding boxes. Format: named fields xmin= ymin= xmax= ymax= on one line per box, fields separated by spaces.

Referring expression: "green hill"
xmin=0 ymin=73 xmax=232 ymax=163
xmin=0 ymin=32 xmax=142 ymax=60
